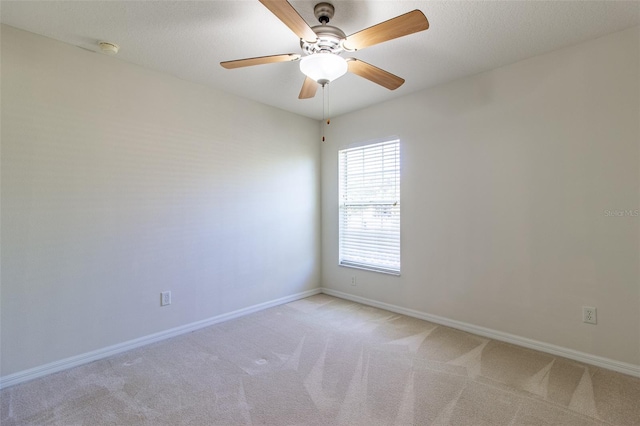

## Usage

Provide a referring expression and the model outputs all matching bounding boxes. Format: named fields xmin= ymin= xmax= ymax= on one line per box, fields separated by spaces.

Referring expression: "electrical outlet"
xmin=161 ymin=291 xmax=171 ymax=306
xmin=583 ymin=306 xmax=597 ymax=324
xmin=351 ymin=276 xmax=357 ymax=286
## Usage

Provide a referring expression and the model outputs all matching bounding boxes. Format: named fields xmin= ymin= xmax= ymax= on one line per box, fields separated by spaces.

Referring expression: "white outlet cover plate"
xmin=161 ymin=291 xmax=171 ymax=306
xmin=583 ymin=306 xmax=597 ymax=324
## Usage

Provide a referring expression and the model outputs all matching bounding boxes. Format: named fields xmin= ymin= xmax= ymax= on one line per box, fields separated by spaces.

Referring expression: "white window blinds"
xmin=339 ymin=139 xmax=400 ymax=275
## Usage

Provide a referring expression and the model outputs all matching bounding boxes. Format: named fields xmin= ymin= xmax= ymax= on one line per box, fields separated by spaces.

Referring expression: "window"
xmin=339 ymin=139 xmax=400 ymax=275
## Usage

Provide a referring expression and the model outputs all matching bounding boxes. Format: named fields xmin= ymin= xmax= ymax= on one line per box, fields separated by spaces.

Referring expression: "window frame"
xmin=338 ymin=138 xmax=401 ymax=275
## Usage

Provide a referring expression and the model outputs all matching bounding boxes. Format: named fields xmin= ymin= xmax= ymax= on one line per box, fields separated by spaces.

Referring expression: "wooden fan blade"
xmin=343 ymin=10 xmax=429 ymax=51
xmin=220 ymin=53 xmax=300 ymax=69
xmin=347 ymin=58 xmax=405 ymax=90
xmin=299 ymin=76 xmax=319 ymax=99
xmin=259 ymin=0 xmax=317 ymax=43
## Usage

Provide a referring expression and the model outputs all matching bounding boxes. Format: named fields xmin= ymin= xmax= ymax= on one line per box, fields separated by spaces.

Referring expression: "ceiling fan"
xmin=220 ymin=0 xmax=429 ymax=99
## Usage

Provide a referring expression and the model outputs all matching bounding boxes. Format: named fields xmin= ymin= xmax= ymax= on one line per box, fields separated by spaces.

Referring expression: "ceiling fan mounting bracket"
xmin=314 ymin=2 xmax=334 ymax=24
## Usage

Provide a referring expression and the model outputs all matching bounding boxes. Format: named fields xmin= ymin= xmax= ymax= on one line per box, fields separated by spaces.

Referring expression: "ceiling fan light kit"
xmin=221 ymin=0 xmax=429 ymax=101
xmin=299 ymin=53 xmax=347 ymax=85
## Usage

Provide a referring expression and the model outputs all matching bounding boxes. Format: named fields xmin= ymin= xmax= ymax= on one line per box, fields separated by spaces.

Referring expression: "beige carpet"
xmin=1 ymin=294 xmax=639 ymax=425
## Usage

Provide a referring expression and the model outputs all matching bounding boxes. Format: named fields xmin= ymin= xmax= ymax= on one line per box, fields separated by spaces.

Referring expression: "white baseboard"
xmin=0 ymin=288 xmax=322 ymax=390
xmin=321 ymin=288 xmax=640 ymax=378
xmin=4 ymin=286 xmax=637 ymax=389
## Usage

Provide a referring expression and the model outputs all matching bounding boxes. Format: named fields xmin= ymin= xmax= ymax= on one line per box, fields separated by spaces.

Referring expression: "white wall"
xmin=0 ymin=25 xmax=321 ymax=376
xmin=321 ymin=26 xmax=640 ymax=366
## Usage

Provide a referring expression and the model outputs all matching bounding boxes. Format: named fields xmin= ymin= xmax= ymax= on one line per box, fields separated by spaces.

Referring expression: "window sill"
xmin=339 ymin=262 xmax=401 ymax=276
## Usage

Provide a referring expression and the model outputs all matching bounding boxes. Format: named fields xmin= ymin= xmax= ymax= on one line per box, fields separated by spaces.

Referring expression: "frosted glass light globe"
xmin=300 ymin=53 xmax=348 ymax=84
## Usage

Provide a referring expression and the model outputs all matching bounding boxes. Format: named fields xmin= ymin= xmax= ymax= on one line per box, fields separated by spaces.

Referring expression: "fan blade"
xmin=343 ymin=10 xmax=429 ymax=51
xmin=347 ymin=58 xmax=405 ymax=90
xmin=298 ymin=76 xmax=319 ymax=99
xmin=220 ymin=53 xmax=300 ymax=69
xmin=259 ymin=0 xmax=317 ymax=43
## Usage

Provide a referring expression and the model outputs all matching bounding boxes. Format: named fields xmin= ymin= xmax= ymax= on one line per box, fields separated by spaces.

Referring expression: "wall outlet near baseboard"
xmin=583 ymin=306 xmax=597 ymax=324
xmin=161 ymin=291 xmax=171 ymax=306
xmin=351 ymin=276 xmax=357 ymax=286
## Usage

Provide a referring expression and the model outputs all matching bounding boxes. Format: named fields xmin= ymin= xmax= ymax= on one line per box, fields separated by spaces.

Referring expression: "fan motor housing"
xmin=301 ymin=25 xmax=347 ymax=55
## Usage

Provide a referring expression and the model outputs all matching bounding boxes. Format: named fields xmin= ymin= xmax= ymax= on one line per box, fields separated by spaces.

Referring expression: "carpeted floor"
xmin=1 ymin=294 xmax=639 ymax=425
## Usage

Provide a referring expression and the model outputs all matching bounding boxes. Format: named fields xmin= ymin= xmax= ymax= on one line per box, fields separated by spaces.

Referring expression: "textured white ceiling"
xmin=2 ymin=1 xmax=639 ymax=120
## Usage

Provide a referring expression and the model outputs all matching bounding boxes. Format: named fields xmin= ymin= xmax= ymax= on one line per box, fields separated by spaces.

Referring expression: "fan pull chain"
xmin=322 ymin=83 xmax=331 ymax=142
xmin=327 ymin=83 xmax=330 ymax=125
xmin=322 ymin=84 xmax=326 ymax=141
